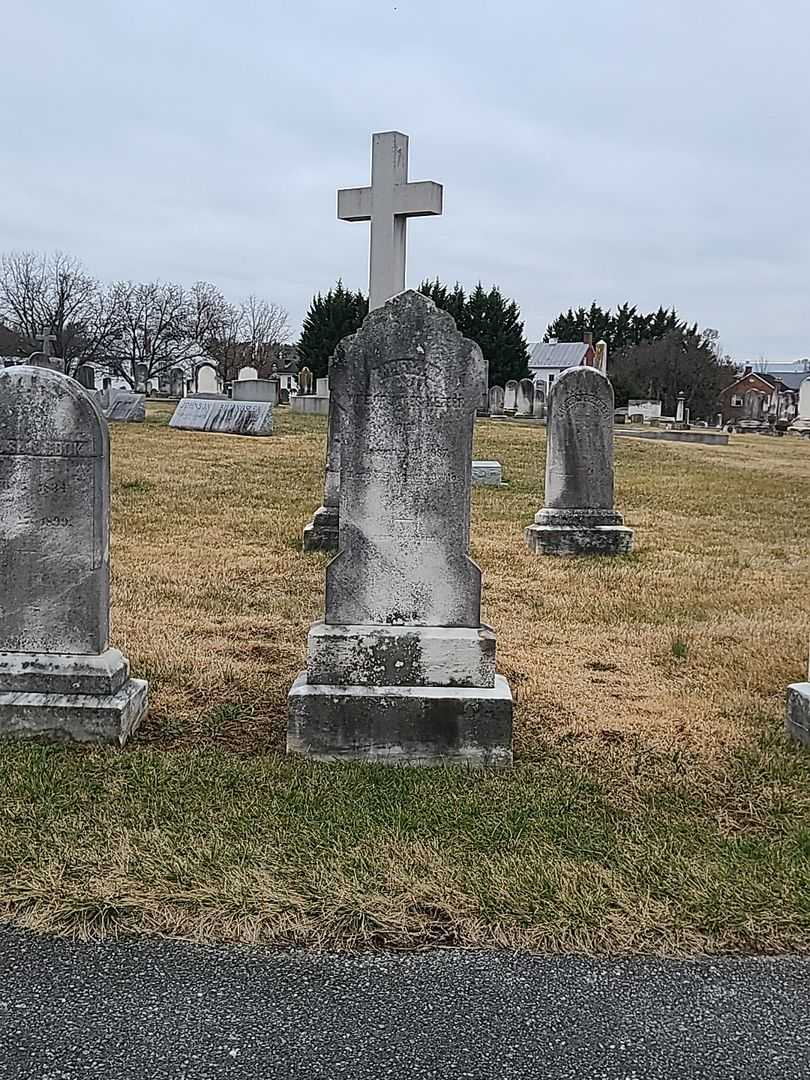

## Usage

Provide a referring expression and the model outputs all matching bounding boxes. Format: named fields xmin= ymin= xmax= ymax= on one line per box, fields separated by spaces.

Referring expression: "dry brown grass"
xmin=1 ymin=404 xmax=809 ymax=952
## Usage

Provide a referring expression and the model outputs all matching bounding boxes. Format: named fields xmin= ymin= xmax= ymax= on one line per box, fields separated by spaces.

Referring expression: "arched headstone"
xmin=532 ymin=386 xmax=545 ymax=419
xmin=75 ymin=364 xmax=96 ymax=390
xmin=238 ymin=365 xmax=259 ymax=381
xmin=170 ymin=368 xmax=185 ymax=398
xmin=515 ymin=378 xmax=534 ymax=417
xmin=0 ymin=366 xmax=148 ymax=742
xmin=525 ymin=366 xmax=633 ymax=556
xmin=488 ymin=385 xmax=504 ymax=416
xmin=195 ymin=365 xmax=219 ymax=395
xmin=504 ymin=380 xmax=518 ymax=414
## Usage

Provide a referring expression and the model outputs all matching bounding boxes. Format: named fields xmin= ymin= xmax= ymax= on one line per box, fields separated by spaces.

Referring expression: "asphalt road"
xmin=0 ymin=927 xmax=808 ymax=1079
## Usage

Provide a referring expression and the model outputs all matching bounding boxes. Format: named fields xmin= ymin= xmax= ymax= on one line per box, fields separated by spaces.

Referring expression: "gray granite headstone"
xmin=488 ymin=385 xmax=504 ymax=416
xmin=532 ymin=386 xmax=545 ymax=418
xmin=525 ymin=366 xmax=633 ymax=556
xmin=302 ymin=393 xmax=341 ymax=552
xmin=515 ymin=378 xmax=534 ymax=417
xmin=170 ymin=368 xmax=185 ymax=398
xmin=169 ymin=397 xmax=273 ymax=436
xmin=0 ymin=366 xmax=148 ymax=742
xmin=504 ymin=380 xmax=518 ymax=413
xmin=232 ymin=378 xmax=279 ymax=405
xmin=288 ymin=291 xmax=512 ymax=767
xmin=105 ymin=390 xmax=145 ymax=423
xmin=75 ymin=364 xmax=96 ymax=390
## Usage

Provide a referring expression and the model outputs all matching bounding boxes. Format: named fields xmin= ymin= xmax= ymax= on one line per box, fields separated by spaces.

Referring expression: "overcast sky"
xmin=2 ymin=1 xmax=808 ymax=360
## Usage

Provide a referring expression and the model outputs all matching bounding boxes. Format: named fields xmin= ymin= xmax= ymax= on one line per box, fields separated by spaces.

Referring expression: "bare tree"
xmin=240 ymin=295 xmax=290 ymax=368
xmin=0 ymin=251 xmax=116 ymax=373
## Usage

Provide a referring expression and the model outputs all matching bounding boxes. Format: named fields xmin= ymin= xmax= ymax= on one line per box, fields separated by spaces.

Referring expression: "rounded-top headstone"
xmin=489 ymin=385 xmax=505 ymax=415
xmin=542 ymin=365 xmax=618 ymax=521
xmin=0 ymin=366 xmax=109 ymax=654
xmin=516 ymin=378 xmax=534 ymax=417
xmin=504 ymin=380 xmax=518 ymax=413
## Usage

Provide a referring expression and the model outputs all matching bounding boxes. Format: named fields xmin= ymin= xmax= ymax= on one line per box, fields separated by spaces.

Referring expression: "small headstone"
xmin=525 ymin=366 xmax=633 ymax=556
xmin=75 ymin=364 xmax=96 ymax=391
xmin=27 ymin=352 xmax=64 ymax=373
xmin=629 ymin=412 xmax=644 ymax=424
xmin=298 ymin=366 xmax=314 ymax=395
xmin=105 ymin=391 xmax=145 ymax=423
xmin=303 ymin=396 xmax=341 ymax=552
xmin=169 ymin=397 xmax=273 ymax=436
xmin=515 ymin=378 xmax=534 ymax=418
xmin=170 ymin=368 xmax=185 ymax=398
xmin=532 ymin=387 xmax=545 ymax=419
xmin=237 ymin=365 xmax=259 ymax=381
xmin=675 ymin=391 xmax=685 ymax=424
xmin=232 ymin=378 xmax=279 ymax=404
xmin=316 ymin=376 xmax=329 ymax=398
xmin=504 ymin=380 xmax=518 ymax=414
xmin=472 ymin=460 xmax=503 ymax=486
xmin=488 ymin=385 xmax=504 ymax=416
xmin=288 ymin=291 xmax=512 ymax=766
xmin=195 ymin=365 xmax=219 ymax=395
xmin=0 ymin=366 xmax=148 ymax=742
xmin=787 ymin=648 xmax=810 ymax=746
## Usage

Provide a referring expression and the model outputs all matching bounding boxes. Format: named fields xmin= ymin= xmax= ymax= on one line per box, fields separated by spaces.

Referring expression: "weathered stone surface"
xmin=489 ymin=385 xmax=504 ymax=416
xmin=169 ymin=397 xmax=273 ymax=436
xmin=306 ymin=622 xmax=497 ymax=688
xmin=525 ymin=366 xmax=633 ymax=556
xmin=532 ymin=387 xmax=545 ymax=418
xmin=195 ymin=365 xmax=220 ymax=395
xmin=75 ymin=364 xmax=96 ymax=390
xmin=105 ymin=391 xmax=145 ymax=423
xmin=237 ymin=365 xmax=259 ymax=381
xmin=232 ymin=379 xmax=279 ymax=404
xmin=27 ymin=352 xmax=64 ymax=372
xmin=289 ymin=291 xmax=512 ymax=766
xmin=288 ymin=673 xmax=512 ymax=767
xmin=516 ymin=378 xmax=534 ymax=417
xmin=0 ymin=366 xmax=148 ymax=743
xmin=291 ymin=394 xmax=329 ymax=416
xmin=504 ymin=380 xmax=518 ymax=413
xmin=472 ymin=461 xmax=502 ymax=486
xmin=787 ymin=682 xmax=810 ymax=746
xmin=0 ymin=367 xmax=109 ymax=654
xmin=326 ymin=291 xmax=485 ymax=627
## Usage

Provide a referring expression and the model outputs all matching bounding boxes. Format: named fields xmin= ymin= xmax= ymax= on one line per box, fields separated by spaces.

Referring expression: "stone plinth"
xmin=303 ymin=397 xmax=341 ymax=552
xmin=525 ymin=366 xmax=633 ymax=557
xmin=288 ymin=291 xmax=512 ymax=766
xmin=291 ymin=395 xmax=329 ymax=416
xmin=787 ymin=682 xmax=810 ymax=746
xmin=472 ymin=461 xmax=503 ymax=486
xmin=232 ymin=379 xmax=279 ymax=404
xmin=169 ymin=398 xmax=273 ymax=436
xmin=0 ymin=366 xmax=148 ymax=744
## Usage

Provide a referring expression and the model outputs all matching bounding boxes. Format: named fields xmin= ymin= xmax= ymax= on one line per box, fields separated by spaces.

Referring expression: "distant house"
xmin=527 ymin=333 xmax=596 ymax=395
xmin=718 ymin=366 xmax=799 ymax=426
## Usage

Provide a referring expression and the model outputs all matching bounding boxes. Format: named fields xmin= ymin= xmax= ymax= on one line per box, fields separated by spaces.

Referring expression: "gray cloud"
xmin=2 ymin=0 xmax=807 ymax=359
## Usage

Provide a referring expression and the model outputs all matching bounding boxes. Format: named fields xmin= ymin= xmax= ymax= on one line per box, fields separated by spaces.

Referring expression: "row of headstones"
xmin=488 ymin=378 xmax=546 ymax=419
xmin=5 ymin=293 xmax=804 ymax=762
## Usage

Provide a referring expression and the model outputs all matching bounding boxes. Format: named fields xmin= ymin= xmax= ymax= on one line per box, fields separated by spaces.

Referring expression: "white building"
xmin=527 ymin=336 xmax=596 ymax=396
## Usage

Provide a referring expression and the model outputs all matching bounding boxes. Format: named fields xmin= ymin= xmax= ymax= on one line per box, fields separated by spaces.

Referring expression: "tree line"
xmin=0 ymin=251 xmax=289 ymax=387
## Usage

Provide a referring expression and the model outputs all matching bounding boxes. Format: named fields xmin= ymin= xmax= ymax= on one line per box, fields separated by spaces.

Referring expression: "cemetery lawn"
xmin=2 ymin=404 xmax=810 ymax=954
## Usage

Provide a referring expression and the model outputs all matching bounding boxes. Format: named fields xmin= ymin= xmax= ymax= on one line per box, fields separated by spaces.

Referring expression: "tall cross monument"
xmin=37 ymin=328 xmax=57 ymax=357
xmin=338 ymin=131 xmax=443 ymax=310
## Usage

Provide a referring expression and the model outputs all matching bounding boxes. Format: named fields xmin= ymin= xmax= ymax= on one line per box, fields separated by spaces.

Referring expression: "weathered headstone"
xmin=489 ymin=385 xmax=504 ymax=416
xmin=170 ymin=368 xmax=185 ymax=398
xmin=75 ymin=364 xmax=96 ymax=391
xmin=232 ymin=378 xmax=279 ymax=404
xmin=0 ymin=367 xmax=148 ymax=742
xmin=787 ymin=648 xmax=810 ymax=746
xmin=298 ymin=366 xmax=314 ymax=395
xmin=288 ymin=291 xmax=512 ymax=766
xmin=504 ymin=380 xmax=518 ymax=414
xmin=169 ymin=397 xmax=273 ymax=436
xmin=789 ymin=379 xmax=810 ymax=434
xmin=675 ymin=391 xmax=685 ymax=425
xmin=195 ymin=365 xmax=219 ymax=395
xmin=532 ymin=386 xmax=545 ymax=419
xmin=515 ymin=378 xmax=534 ymax=418
xmin=302 ymin=395 xmax=341 ymax=552
xmin=104 ymin=390 xmax=145 ymax=423
xmin=472 ymin=461 xmax=503 ymax=486
xmin=525 ymin=366 xmax=633 ymax=556
xmin=237 ymin=365 xmax=259 ymax=381
xmin=316 ymin=377 xmax=329 ymax=398
xmin=27 ymin=352 xmax=64 ymax=373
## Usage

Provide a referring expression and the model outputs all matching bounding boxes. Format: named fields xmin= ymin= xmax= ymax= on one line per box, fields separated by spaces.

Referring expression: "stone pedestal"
xmin=786 ymin=682 xmax=810 ymax=746
xmin=525 ymin=508 xmax=633 ymax=556
xmin=288 ymin=291 xmax=513 ymax=767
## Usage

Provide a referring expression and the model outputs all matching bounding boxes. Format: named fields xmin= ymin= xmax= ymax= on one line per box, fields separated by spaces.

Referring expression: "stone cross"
xmin=338 ymin=131 xmax=443 ymax=311
xmin=37 ymin=328 xmax=57 ymax=357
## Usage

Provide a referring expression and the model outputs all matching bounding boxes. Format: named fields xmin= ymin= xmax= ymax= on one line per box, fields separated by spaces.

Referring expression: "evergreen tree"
xmin=298 ymin=280 xmax=368 ymax=378
xmin=418 ymin=278 xmax=466 ymax=324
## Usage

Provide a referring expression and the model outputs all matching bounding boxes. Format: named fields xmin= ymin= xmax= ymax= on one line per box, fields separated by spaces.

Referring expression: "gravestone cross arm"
xmin=337 ymin=131 xmax=443 ymax=311
xmin=37 ymin=328 xmax=57 ymax=357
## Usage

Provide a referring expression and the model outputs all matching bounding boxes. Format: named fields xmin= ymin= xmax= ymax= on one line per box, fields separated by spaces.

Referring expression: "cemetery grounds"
xmin=1 ymin=403 xmax=809 ymax=954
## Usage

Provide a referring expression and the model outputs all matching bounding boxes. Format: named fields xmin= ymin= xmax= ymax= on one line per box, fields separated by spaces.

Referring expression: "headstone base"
xmin=525 ymin=509 xmax=633 ymax=556
xmin=306 ymin=621 xmax=496 ymax=687
xmin=0 ymin=648 xmax=148 ymax=745
xmin=302 ymin=506 xmax=339 ymax=552
xmin=786 ymin=682 xmax=810 ymax=746
xmin=472 ymin=461 xmax=503 ymax=486
xmin=287 ymin=672 xmax=513 ymax=767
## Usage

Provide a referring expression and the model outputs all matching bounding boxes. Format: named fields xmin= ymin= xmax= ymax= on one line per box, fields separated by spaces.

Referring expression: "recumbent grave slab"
xmin=288 ymin=291 xmax=513 ymax=766
xmin=170 ymin=397 xmax=273 ymax=436
xmin=0 ymin=366 xmax=148 ymax=742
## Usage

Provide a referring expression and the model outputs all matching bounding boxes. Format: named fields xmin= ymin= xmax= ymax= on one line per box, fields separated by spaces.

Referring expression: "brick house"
xmin=718 ymin=367 xmax=798 ymax=426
